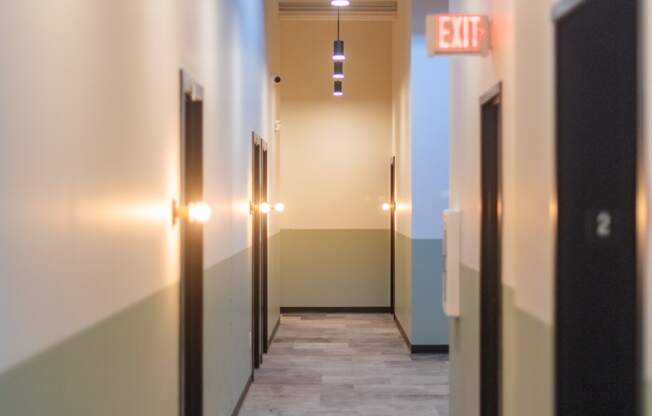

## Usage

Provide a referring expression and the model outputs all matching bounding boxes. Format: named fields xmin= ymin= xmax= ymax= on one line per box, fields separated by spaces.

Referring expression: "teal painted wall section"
xmin=395 ymin=233 xmax=448 ymax=346
xmin=411 ymin=238 xmax=448 ymax=345
xmin=449 ymin=264 xmax=480 ymax=416
xmin=268 ymin=233 xmax=281 ymax=338
xmin=280 ymin=229 xmax=390 ymax=307
xmin=0 ymin=249 xmax=258 ymax=416
xmin=395 ymin=232 xmax=413 ymax=340
xmin=0 ymin=285 xmax=179 ymax=416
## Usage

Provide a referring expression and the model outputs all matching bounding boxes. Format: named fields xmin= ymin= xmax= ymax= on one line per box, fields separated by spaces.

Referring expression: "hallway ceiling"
xmin=279 ymin=1 xmax=397 ymax=20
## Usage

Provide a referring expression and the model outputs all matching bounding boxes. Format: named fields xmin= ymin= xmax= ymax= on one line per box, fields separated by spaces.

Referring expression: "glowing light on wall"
xmin=187 ymin=202 xmax=212 ymax=223
xmin=382 ymin=203 xmax=392 ymax=211
xmin=259 ymin=202 xmax=272 ymax=214
xmin=173 ymin=200 xmax=212 ymax=224
xmin=273 ymin=203 xmax=286 ymax=213
xmin=331 ymin=0 xmax=350 ymax=6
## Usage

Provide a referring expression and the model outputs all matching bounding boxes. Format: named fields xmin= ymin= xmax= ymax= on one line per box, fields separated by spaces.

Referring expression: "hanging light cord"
xmin=337 ymin=8 xmax=340 ymax=40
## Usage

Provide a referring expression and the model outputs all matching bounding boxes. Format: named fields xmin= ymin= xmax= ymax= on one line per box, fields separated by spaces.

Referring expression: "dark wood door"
xmin=480 ymin=84 xmax=502 ymax=416
xmin=180 ymin=71 xmax=204 ymax=416
xmin=261 ymin=147 xmax=269 ymax=353
xmin=252 ymin=136 xmax=262 ymax=369
xmin=554 ymin=1 xmax=639 ymax=414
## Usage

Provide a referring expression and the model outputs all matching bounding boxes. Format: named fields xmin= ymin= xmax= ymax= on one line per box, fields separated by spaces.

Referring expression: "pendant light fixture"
xmin=332 ymin=8 xmax=345 ymax=61
xmin=333 ymin=62 xmax=344 ymax=79
xmin=331 ymin=0 xmax=350 ymax=6
xmin=333 ymin=81 xmax=343 ymax=96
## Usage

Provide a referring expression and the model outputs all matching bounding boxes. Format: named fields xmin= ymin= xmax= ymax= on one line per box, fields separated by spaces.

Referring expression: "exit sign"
xmin=427 ymin=14 xmax=491 ymax=56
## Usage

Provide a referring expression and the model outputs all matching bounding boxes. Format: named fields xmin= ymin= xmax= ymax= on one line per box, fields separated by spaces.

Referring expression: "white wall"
xmin=279 ymin=19 xmax=393 ymax=230
xmin=0 ymin=0 xmax=270 ymax=375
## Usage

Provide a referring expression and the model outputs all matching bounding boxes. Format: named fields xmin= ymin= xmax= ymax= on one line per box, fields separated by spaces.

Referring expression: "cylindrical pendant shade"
xmin=334 ymin=81 xmax=343 ymax=96
xmin=333 ymin=62 xmax=344 ymax=79
xmin=333 ymin=40 xmax=345 ymax=61
xmin=331 ymin=0 xmax=350 ymax=6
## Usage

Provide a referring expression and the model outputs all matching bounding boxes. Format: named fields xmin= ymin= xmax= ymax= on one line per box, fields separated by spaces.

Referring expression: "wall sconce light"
xmin=382 ymin=202 xmax=392 ymax=211
xmin=172 ymin=200 xmax=212 ymax=225
xmin=259 ymin=202 xmax=272 ymax=214
xmin=251 ymin=202 xmax=286 ymax=215
xmin=331 ymin=0 xmax=350 ymax=6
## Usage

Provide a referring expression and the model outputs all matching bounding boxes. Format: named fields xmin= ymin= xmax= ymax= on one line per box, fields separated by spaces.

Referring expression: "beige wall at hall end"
xmin=279 ymin=19 xmax=393 ymax=230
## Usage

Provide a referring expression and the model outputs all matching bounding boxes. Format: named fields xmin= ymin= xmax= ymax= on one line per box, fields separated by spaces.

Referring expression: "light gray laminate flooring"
xmin=239 ymin=313 xmax=449 ymax=416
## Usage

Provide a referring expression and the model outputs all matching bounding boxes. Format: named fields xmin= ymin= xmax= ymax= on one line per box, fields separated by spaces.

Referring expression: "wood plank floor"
xmin=239 ymin=313 xmax=449 ymax=416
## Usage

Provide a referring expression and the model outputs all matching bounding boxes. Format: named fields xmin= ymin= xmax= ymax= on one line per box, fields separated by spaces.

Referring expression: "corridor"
xmin=240 ymin=314 xmax=449 ymax=416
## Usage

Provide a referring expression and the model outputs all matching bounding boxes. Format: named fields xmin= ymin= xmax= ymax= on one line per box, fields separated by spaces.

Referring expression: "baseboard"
xmin=280 ymin=306 xmax=392 ymax=313
xmin=411 ymin=344 xmax=449 ymax=354
xmin=268 ymin=316 xmax=281 ymax=345
xmin=394 ymin=316 xmax=449 ymax=354
xmin=394 ymin=315 xmax=411 ymax=348
xmin=231 ymin=373 xmax=253 ymax=416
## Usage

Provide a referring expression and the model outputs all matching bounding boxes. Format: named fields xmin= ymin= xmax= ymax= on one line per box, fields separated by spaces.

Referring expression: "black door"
xmin=480 ymin=83 xmax=502 ymax=416
xmin=390 ymin=157 xmax=396 ymax=315
xmin=180 ymin=70 xmax=204 ymax=416
xmin=261 ymin=146 xmax=269 ymax=353
xmin=554 ymin=1 xmax=639 ymax=414
xmin=251 ymin=136 xmax=262 ymax=369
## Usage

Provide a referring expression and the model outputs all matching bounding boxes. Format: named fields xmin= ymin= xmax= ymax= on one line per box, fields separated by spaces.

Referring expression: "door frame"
xmin=179 ymin=69 xmax=205 ymax=416
xmin=390 ymin=156 xmax=396 ymax=315
xmin=479 ymin=81 xmax=502 ymax=416
xmin=251 ymin=134 xmax=262 ymax=369
xmin=261 ymin=143 xmax=269 ymax=353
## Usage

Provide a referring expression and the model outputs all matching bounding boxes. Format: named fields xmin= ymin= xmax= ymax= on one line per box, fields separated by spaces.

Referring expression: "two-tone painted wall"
xmin=449 ymin=0 xmax=556 ymax=414
xmin=277 ymin=19 xmax=393 ymax=308
xmin=0 ymin=1 xmax=276 ymax=415
xmin=392 ymin=0 xmax=450 ymax=348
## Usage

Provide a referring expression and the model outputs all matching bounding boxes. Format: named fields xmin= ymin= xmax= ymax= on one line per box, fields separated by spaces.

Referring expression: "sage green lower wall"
xmin=395 ymin=232 xmax=448 ymax=346
xmin=204 ymin=248 xmax=253 ymax=416
xmin=0 ymin=248 xmax=256 ymax=416
xmin=280 ymin=229 xmax=390 ymax=307
xmin=450 ymin=264 xmax=480 ymax=416
xmin=268 ymin=233 xmax=281 ymax=338
xmin=450 ymin=265 xmax=553 ymax=416
xmin=0 ymin=285 xmax=180 ymax=416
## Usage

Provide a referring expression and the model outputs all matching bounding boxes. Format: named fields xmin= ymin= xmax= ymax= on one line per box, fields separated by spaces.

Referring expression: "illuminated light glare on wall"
xmin=331 ymin=0 xmax=350 ymax=6
xmin=382 ymin=203 xmax=391 ymax=211
xmin=259 ymin=202 xmax=272 ymax=214
xmin=187 ymin=202 xmax=212 ymax=223
xmin=333 ymin=62 xmax=344 ymax=79
xmin=333 ymin=40 xmax=346 ymax=61
xmin=273 ymin=203 xmax=286 ymax=213
xmin=334 ymin=81 xmax=343 ymax=96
